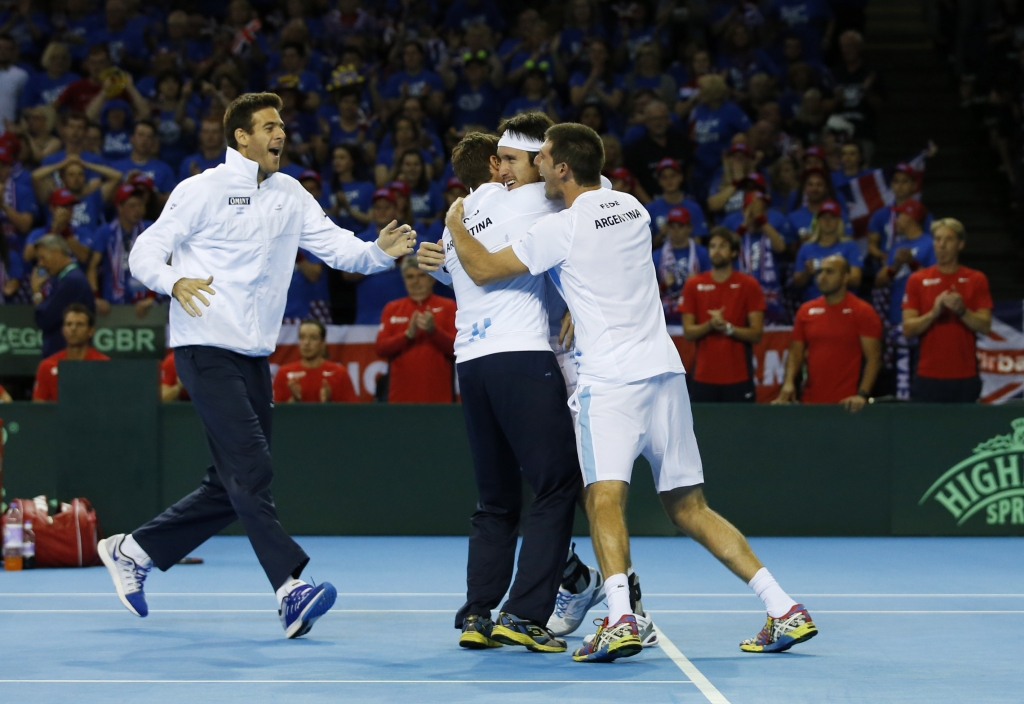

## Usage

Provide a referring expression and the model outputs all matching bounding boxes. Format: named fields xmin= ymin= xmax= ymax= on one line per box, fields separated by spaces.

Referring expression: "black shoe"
xmin=490 ymin=611 xmax=567 ymax=652
xmin=459 ymin=614 xmax=504 ymax=649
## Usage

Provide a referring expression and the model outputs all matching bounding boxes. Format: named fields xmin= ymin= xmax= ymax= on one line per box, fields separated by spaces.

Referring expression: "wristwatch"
xmin=32 ymin=292 xmax=44 ymax=304
xmin=724 ymin=322 xmax=735 ymax=337
xmin=857 ymin=389 xmax=870 ymax=399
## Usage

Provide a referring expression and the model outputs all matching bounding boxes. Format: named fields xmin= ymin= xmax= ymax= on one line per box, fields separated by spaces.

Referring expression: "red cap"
xmin=0 ymin=132 xmax=21 ymax=160
xmin=656 ymin=157 xmax=681 ymax=174
xmin=372 ymin=187 xmax=396 ymax=204
xmin=608 ymin=167 xmax=634 ymax=188
xmin=129 ymin=173 xmax=155 ymax=191
xmin=893 ymin=197 xmax=927 ymax=222
xmin=728 ymin=142 xmax=753 ymax=157
xmin=740 ymin=172 xmax=767 ymax=191
xmin=0 ymin=145 xmax=12 ymax=165
xmin=444 ymin=176 xmax=466 ymax=192
xmin=298 ymin=169 xmax=321 ymax=185
xmin=49 ymin=188 xmax=78 ymax=207
xmin=893 ymin=162 xmax=918 ymax=178
xmin=818 ymin=199 xmax=841 ymax=217
xmin=666 ymin=206 xmax=691 ymax=225
xmin=743 ymin=190 xmax=768 ymax=208
xmin=803 ymin=145 xmax=825 ymax=161
xmin=114 ymin=183 xmax=144 ymax=205
xmin=389 ymin=180 xmax=411 ymax=198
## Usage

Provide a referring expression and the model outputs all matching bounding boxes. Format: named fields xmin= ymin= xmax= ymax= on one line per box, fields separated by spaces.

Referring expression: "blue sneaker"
xmin=98 ymin=534 xmax=151 ymax=617
xmin=279 ymin=582 xmax=337 ymax=638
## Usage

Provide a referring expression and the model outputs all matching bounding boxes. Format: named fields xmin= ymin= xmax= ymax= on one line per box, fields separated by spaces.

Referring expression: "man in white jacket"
xmin=96 ymin=93 xmax=416 ymax=639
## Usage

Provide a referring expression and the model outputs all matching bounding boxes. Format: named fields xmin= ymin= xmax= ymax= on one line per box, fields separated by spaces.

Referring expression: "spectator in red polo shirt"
xmin=902 ymin=218 xmax=992 ymax=402
xmin=375 ymin=256 xmax=457 ymax=403
xmin=160 ymin=350 xmax=189 ymax=402
xmin=680 ymin=227 xmax=765 ymax=403
xmin=273 ymin=319 xmax=358 ymax=404
xmin=775 ymin=255 xmax=882 ymax=411
xmin=32 ymin=303 xmax=110 ymax=402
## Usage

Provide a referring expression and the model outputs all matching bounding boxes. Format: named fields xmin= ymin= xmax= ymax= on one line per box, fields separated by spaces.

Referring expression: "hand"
xmin=172 ymin=275 xmax=215 ymax=317
xmin=417 ymin=309 xmax=435 ymax=332
xmin=559 ymin=309 xmax=575 ymax=349
xmin=772 ymin=384 xmax=797 ymax=404
xmin=376 ymin=220 xmax=417 ymax=258
xmin=445 ymin=197 xmax=466 ymax=232
xmin=288 ymin=379 xmax=302 ymax=402
xmin=663 ymin=270 xmax=675 ymax=288
xmin=406 ymin=311 xmax=419 ymax=339
xmin=804 ymin=258 xmax=817 ymax=274
xmin=95 ymin=297 xmax=111 ymax=315
xmin=135 ymin=297 xmax=155 ymax=318
xmin=931 ymin=290 xmax=950 ymax=315
xmin=29 ymin=267 xmax=48 ymax=294
xmin=841 ymin=394 xmax=867 ymax=413
xmin=708 ymin=308 xmax=727 ymax=332
xmin=416 ymin=239 xmax=445 ymax=272
xmin=943 ymin=291 xmax=965 ymax=315
xmin=320 ymin=378 xmax=332 ymax=403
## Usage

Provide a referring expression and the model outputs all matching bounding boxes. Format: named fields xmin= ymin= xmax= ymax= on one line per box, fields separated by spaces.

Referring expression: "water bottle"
xmin=3 ymin=501 xmax=23 ymax=571
xmin=22 ymin=519 xmax=35 ymax=570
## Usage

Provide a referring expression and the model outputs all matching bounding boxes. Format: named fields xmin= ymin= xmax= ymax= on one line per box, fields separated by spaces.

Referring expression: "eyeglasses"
xmin=462 ymin=50 xmax=489 ymax=62
xmin=524 ymin=59 xmax=551 ymax=71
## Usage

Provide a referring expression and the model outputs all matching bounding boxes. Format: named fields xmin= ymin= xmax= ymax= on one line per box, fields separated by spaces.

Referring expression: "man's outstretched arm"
xmin=445 ymin=197 xmax=529 ymax=286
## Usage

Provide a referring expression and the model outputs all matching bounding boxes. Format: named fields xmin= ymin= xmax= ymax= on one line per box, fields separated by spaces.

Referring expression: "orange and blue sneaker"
xmin=459 ymin=614 xmax=503 ymax=649
xmin=490 ymin=612 xmax=567 ymax=652
xmin=573 ymin=614 xmax=643 ymax=663
xmin=740 ymin=604 xmax=818 ymax=653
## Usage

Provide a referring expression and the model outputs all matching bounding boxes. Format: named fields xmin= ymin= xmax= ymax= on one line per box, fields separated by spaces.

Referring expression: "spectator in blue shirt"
xmin=707 ymin=142 xmax=759 ymax=220
xmin=568 ymin=37 xmax=624 ymax=114
xmin=558 ymin=0 xmax=607 ymax=69
xmin=688 ymin=74 xmax=752 ymax=200
xmin=382 ymin=40 xmax=445 ymax=117
xmin=611 ymin=0 xmax=665 ymax=63
xmin=788 ymin=167 xmax=852 ymax=241
xmin=345 ymin=188 xmax=409 ymax=324
xmin=831 ymin=142 xmax=870 ymax=189
xmin=873 ymin=198 xmax=935 ymax=324
xmin=23 ymin=188 xmax=94 ymax=265
xmin=645 ymin=157 xmax=709 ymax=245
xmin=93 ymin=0 xmax=148 ymax=72
xmin=767 ymin=154 xmax=801 ymax=214
xmin=653 ymin=206 xmax=711 ymax=323
xmin=108 ymin=120 xmax=177 ymax=208
xmin=178 ymin=118 xmax=226 ymax=181
xmin=767 ymin=0 xmax=835 ymax=62
xmin=283 ymin=248 xmax=332 ymax=322
xmin=394 ymin=149 xmax=444 ymax=227
xmin=99 ymin=99 xmax=133 ymax=161
xmin=21 ymin=42 xmax=78 ymax=108
xmin=154 ymin=10 xmax=211 ymax=74
xmin=1 ymin=144 xmax=39 ymax=299
xmin=620 ymin=42 xmax=677 ymax=106
xmin=375 ymin=116 xmax=435 ymax=186
xmin=866 ymin=163 xmax=930 ymax=261
xmin=716 ymin=23 xmax=778 ymax=95
xmin=85 ymin=181 xmax=152 ymax=314
xmin=721 ymin=178 xmax=796 ymax=243
xmin=318 ymin=79 xmax=376 ymax=163
xmin=269 ymin=42 xmax=325 ymax=108
xmin=326 ymin=144 xmax=375 ymax=234
xmin=451 ymin=50 xmax=503 ymax=131
xmin=36 ymin=111 xmax=106 ymax=191
xmin=0 ymin=2 xmax=51 ymax=61
xmin=792 ymin=199 xmax=863 ymax=300
xmin=148 ymin=71 xmax=198 ymax=170
xmin=730 ymin=191 xmax=791 ymax=323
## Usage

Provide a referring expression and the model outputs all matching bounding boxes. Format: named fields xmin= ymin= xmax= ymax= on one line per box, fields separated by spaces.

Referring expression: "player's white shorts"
xmin=567 ymin=371 xmax=704 ymax=493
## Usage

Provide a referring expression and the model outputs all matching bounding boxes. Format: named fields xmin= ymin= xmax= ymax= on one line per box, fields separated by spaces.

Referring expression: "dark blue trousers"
xmin=454 ymin=351 xmax=581 ymax=628
xmin=133 ymin=346 xmax=308 ymax=590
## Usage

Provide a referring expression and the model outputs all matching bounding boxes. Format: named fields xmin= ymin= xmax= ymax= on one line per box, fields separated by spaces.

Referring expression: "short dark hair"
xmin=133 ymin=119 xmax=157 ymax=137
xmin=452 ymin=132 xmax=499 ymax=190
xmin=223 ymin=93 xmax=283 ymax=149
xmin=64 ymin=302 xmax=95 ymax=328
xmin=299 ymin=318 xmax=326 ymax=341
xmin=708 ymin=226 xmax=739 ymax=253
xmin=498 ymin=111 xmax=553 ymax=160
xmin=60 ymin=110 xmax=88 ymax=127
xmin=88 ymin=42 xmax=110 ymax=58
xmin=281 ymin=41 xmax=306 ymax=57
xmin=544 ymin=123 xmax=604 ymax=186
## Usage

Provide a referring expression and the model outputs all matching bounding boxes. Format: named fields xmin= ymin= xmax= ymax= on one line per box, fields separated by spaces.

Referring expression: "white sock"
xmin=748 ymin=567 xmax=797 ymax=618
xmin=276 ymin=578 xmax=306 ymax=606
xmin=605 ymin=573 xmax=631 ymax=622
xmin=120 ymin=534 xmax=152 ymax=566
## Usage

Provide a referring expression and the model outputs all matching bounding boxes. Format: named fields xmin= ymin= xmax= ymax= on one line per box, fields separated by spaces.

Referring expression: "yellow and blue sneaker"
xmin=740 ymin=604 xmax=818 ymax=653
xmin=573 ymin=614 xmax=643 ymax=663
xmin=459 ymin=615 xmax=504 ymax=649
xmin=490 ymin=612 xmax=567 ymax=652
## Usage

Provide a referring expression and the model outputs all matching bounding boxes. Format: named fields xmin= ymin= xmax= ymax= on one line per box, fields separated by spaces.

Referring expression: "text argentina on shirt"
xmin=594 ymin=208 xmax=643 ymax=230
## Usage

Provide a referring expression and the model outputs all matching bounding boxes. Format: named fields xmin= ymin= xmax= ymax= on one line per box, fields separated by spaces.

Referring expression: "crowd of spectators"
xmin=0 ymin=0 xmax=997 ymax=404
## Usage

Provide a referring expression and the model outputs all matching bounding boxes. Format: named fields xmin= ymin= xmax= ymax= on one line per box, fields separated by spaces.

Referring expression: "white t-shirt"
xmin=513 ymin=187 xmax=684 ymax=386
xmin=440 ymin=181 xmax=563 ymax=363
xmin=0 ymin=65 xmax=28 ymax=126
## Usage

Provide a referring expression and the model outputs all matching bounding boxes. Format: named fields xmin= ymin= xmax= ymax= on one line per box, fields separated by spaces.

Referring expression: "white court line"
xmin=3 ymin=592 xmax=1024 ymax=598
xmin=654 ymin=626 xmax=730 ymax=704
xmin=0 ymin=679 xmax=694 ymax=685
xmin=5 ymin=608 xmax=1024 ymax=614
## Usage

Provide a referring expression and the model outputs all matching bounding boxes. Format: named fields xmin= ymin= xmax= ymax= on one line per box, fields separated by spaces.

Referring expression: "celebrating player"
xmin=97 ymin=92 xmax=416 ymax=639
xmin=445 ymin=122 xmax=817 ymax=662
xmin=415 ymin=114 xmax=581 ymax=654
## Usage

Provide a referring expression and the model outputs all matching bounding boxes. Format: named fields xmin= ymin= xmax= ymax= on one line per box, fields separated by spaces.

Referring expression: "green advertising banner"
xmin=0 ymin=304 xmax=167 ymax=375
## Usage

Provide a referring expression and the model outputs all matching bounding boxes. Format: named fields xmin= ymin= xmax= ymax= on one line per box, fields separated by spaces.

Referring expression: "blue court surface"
xmin=1 ymin=536 xmax=1022 ymax=703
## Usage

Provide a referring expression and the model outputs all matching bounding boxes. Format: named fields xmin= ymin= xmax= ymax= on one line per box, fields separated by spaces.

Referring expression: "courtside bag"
xmin=13 ymin=496 xmax=101 ymax=567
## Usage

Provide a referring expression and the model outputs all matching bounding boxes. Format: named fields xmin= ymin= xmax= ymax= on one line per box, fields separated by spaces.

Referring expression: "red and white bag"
xmin=12 ymin=496 xmax=102 ymax=567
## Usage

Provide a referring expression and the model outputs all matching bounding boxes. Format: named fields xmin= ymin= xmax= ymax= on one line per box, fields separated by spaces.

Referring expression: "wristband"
xmin=32 ymin=292 xmax=43 ymax=304
xmin=725 ymin=322 xmax=734 ymax=337
xmin=857 ymin=389 xmax=870 ymax=399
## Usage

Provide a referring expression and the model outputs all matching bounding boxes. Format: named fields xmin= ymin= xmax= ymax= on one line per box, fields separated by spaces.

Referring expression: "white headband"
xmin=497 ymin=130 xmax=544 ymax=153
